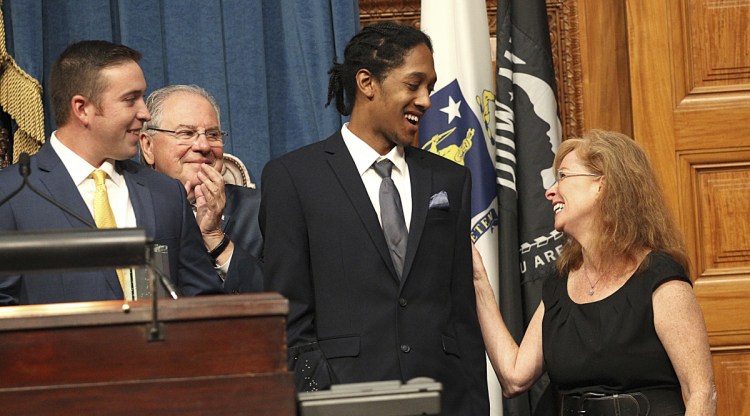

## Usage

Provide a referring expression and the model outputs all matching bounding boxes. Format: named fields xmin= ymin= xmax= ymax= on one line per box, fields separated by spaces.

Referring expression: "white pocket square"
xmin=428 ymin=190 xmax=450 ymax=210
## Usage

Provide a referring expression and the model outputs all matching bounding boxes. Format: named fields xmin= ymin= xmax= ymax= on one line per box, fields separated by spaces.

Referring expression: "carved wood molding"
xmin=0 ymin=126 xmax=10 ymax=169
xmin=358 ymin=0 xmax=584 ymax=140
xmin=359 ymin=0 xmax=497 ymax=31
xmin=359 ymin=1 xmax=498 ymax=34
xmin=547 ymin=0 xmax=584 ymax=140
xmin=359 ymin=0 xmax=423 ymax=28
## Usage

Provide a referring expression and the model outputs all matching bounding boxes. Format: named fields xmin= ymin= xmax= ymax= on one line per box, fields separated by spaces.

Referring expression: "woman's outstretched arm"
xmin=472 ymin=245 xmax=545 ymax=397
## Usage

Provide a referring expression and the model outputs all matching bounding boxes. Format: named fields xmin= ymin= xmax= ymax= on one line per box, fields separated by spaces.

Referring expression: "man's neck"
xmin=55 ymin=126 xmax=108 ymax=168
xmin=347 ymin=122 xmax=394 ymax=156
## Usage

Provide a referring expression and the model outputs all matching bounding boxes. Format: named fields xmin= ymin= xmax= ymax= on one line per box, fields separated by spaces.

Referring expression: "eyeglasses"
xmin=149 ymin=127 xmax=227 ymax=145
xmin=550 ymin=170 xmax=602 ymax=187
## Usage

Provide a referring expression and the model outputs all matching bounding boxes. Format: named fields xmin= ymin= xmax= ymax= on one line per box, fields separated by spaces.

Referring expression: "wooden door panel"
xmin=675 ymin=100 xmax=750 ymax=150
xmin=627 ymin=0 xmax=750 ymax=413
xmin=685 ymin=0 xmax=750 ymax=92
xmin=698 ymin=275 xmax=750 ymax=347
xmin=713 ymin=353 xmax=750 ymax=416
xmin=690 ymin=156 xmax=750 ymax=274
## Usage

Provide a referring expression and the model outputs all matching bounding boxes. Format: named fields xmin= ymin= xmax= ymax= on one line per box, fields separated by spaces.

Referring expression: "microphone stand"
xmin=0 ymin=182 xmax=24 ymax=207
xmin=146 ymin=243 xmax=178 ymax=342
xmin=0 ymin=152 xmax=96 ymax=228
xmin=147 ymin=247 xmax=162 ymax=341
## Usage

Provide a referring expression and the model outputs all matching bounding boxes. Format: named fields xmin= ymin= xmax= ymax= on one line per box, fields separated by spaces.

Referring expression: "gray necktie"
xmin=373 ymin=159 xmax=408 ymax=279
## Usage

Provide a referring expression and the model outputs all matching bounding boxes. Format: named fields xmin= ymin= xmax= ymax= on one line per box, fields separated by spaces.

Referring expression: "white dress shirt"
xmin=341 ymin=124 xmax=412 ymax=231
xmin=50 ymin=133 xmax=136 ymax=228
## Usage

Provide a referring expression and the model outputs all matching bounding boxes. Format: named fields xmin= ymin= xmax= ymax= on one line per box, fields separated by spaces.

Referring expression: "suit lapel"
xmin=36 ymin=145 xmax=96 ymax=228
xmin=402 ymin=147 xmax=431 ymax=284
xmin=120 ymin=162 xmax=156 ymax=238
xmin=324 ymin=134 xmax=399 ymax=282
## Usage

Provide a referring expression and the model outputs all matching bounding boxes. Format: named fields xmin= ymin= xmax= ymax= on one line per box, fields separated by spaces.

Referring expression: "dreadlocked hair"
xmin=326 ymin=21 xmax=432 ymax=116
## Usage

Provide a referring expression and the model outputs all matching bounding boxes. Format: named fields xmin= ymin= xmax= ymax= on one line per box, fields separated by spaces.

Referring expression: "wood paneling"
xmin=628 ymin=0 xmax=750 ymax=412
xmin=577 ymin=0 xmax=632 ymax=135
xmin=696 ymin=166 xmax=750 ymax=272
xmin=679 ymin=150 xmax=750 ymax=277
xmin=686 ymin=0 xmax=750 ymax=91
xmin=713 ymin=353 xmax=750 ymax=416
xmin=681 ymin=152 xmax=750 ymax=354
xmin=674 ymin=1 xmax=750 ymax=151
xmin=696 ymin=275 xmax=750 ymax=348
xmin=675 ymin=97 xmax=750 ymax=151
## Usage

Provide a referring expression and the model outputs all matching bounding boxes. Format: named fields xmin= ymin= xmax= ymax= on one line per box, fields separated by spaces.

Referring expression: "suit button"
xmin=400 ymin=344 xmax=411 ymax=353
xmin=399 ymin=298 xmax=407 ymax=307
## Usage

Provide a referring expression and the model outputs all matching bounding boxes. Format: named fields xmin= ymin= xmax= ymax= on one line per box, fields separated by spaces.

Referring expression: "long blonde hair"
xmin=555 ymin=130 xmax=689 ymax=275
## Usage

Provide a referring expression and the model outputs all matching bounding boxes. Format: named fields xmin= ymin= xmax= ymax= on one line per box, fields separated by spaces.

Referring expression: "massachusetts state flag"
xmin=419 ymin=1 xmax=501 ymax=414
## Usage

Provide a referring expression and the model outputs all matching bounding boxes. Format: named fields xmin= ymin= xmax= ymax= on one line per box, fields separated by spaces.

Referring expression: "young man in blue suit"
xmin=140 ymin=85 xmax=263 ymax=293
xmin=260 ymin=22 xmax=489 ymax=415
xmin=0 ymin=40 xmax=223 ymax=304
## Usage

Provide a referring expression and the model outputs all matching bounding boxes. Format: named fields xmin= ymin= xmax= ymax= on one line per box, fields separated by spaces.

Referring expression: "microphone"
xmin=0 ymin=152 xmax=96 ymax=228
xmin=0 ymin=153 xmax=31 ymax=208
xmin=19 ymin=152 xmax=31 ymax=178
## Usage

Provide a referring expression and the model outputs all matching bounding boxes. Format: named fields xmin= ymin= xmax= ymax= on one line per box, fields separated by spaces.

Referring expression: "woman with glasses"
xmin=473 ymin=130 xmax=715 ymax=415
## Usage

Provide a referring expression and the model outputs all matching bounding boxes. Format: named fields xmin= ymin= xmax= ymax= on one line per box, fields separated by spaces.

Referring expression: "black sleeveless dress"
xmin=542 ymin=251 xmax=689 ymax=396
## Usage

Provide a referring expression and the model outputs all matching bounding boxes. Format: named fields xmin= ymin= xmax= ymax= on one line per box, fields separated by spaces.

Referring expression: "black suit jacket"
xmin=260 ymin=132 xmax=489 ymax=415
xmin=220 ymin=184 xmax=264 ymax=293
xmin=0 ymin=144 xmax=223 ymax=304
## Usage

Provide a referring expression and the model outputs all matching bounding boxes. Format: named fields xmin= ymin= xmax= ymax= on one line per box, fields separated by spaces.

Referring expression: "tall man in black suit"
xmin=260 ymin=22 xmax=489 ymax=415
xmin=140 ymin=84 xmax=263 ymax=293
xmin=0 ymin=41 xmax=223 ymax=304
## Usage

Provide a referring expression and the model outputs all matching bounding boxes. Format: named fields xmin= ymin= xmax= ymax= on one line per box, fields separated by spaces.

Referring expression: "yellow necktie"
xmin=91 ymin=170 xmax=126 ymax=294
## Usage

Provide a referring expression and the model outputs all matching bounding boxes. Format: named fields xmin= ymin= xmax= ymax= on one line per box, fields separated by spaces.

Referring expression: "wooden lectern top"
xmin=0 ymin=292 xmax=289 ymax=331
xmin=0 ymin=293 xmax=295 ymax=416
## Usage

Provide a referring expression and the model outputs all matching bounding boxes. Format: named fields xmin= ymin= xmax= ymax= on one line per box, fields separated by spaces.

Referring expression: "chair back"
xmin=222 ymin=153 xmax=255 ymax=188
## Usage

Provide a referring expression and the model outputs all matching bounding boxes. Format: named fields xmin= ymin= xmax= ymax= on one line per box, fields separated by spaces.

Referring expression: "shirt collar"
xmin=50 ymin=132 xmax=126 ymax=188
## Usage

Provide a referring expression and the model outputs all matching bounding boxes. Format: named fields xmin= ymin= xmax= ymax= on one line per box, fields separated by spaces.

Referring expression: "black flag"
xmin=495 ymin=0 xmax=562 ymax=414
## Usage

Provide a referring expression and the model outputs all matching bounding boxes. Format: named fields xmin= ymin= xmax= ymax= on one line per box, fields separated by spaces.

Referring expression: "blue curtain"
xmin=1 ymin=0 xmax=359 ymax=184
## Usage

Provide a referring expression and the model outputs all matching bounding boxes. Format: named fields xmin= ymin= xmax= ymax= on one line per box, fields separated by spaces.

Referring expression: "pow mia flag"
xmin=495 ymin=0 xmax=562 ymax=414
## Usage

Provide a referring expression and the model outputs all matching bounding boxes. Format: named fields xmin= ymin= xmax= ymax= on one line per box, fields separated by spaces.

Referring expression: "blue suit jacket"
xmin=0 ymin=144 xmax=223 ymax=305
xmin=219 ymin=184 xmax=264 ymax=293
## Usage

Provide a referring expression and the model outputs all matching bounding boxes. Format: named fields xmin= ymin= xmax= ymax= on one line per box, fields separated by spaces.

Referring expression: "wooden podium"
xmin=0 ymin=293 xmax=295 ymax=415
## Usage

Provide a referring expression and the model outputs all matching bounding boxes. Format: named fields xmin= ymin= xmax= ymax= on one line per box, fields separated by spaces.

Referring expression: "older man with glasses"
xmin=140 ymin=84 xmax=263 ymax=294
